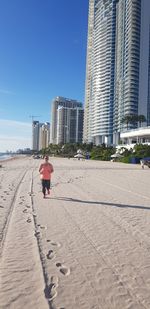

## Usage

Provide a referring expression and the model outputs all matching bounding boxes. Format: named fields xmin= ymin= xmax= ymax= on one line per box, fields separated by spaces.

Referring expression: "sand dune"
xmin=0 ymin=156 xmax=150 ymax=308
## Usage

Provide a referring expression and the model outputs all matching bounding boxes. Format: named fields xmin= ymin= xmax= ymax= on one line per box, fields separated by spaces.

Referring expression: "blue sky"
xmin=0 ymin=0 xmax=88 ymax=152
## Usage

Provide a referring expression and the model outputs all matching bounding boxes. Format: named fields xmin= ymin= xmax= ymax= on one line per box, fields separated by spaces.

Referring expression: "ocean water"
xmin=0 ymin=153 xmax=13 ymax=161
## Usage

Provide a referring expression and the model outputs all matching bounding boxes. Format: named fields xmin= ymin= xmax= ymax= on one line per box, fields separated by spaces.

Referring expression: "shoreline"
xmin=0 ymin=154 xmax=28 ymax=164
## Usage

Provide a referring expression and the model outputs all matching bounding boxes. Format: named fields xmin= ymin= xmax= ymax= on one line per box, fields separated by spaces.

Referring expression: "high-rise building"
xmin=32 ymin=121 xmax=50 ymax=151
xmin=32 ymin=121 xmax=40 ymax=151
xmin=57 ymin=106 xmax=84 ymax=144
xmin=83 ymin=0 xmax=150 ymax=146
xmin=50 ymin=96 xmax=83 ymax=144
xmin=113 ymin=0 xmax=141 ymax=143
xmin=39 ymin=122 xmax=50 ymax=150
xmin=83 ymin=0 xmax=118 ymax=145
xmin=139 ymin=0 xmax=150 ymax=126
xmin=83 ymin=0 xmax=95 ymax=144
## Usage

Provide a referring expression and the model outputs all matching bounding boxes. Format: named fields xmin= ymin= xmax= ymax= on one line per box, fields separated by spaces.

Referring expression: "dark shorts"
xmin=42 ymin=179 xmax=51 ymax=190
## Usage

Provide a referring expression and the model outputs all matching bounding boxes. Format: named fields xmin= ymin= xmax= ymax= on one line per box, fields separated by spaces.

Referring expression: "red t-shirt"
xmin=39 ymin=163 xmax=54 ymax=180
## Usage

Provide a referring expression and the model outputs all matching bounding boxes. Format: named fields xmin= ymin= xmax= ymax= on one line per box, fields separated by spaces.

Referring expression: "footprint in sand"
xmin=47 ymin=240 xmax=61 ymax=247
xmin=23 ymin=209 xmax=28 ymax=213
xmin=37 ymin=224 xmax=47 ymax=230
xmin=27 ymin=217 xmax=32 ymax=223
xmin=40 ymin=225 xmax=47 ymax=230
xmin=46 ymin=276 xmax=59 ymax=301
xmin=34 ymin=229 xmax=41 ymax=237
xmin=47 ymin=284 xmax=57 ymax=301
xmin=56 ymin=262 xmax=70 ymax=276
xmin=26 ymin=205 xmax=31 ymax=208
xmin=67 ymin=179 xmax=73 ymax=183
xmin=28 ymin=192 xmax=33 ymax=196
xmin=32 ymin=212 xmax=37 ymax=217
xmin=47 ymin=250 xmax=56 ymax=260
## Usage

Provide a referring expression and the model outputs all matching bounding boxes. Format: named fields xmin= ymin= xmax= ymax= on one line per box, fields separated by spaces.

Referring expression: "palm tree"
xmin=121 ymin=114 xmax=133 ymax=130
xmin=130 ymin=114 xmax=139 ymax=124
xmin=121 ymin=114 xmax=140 ymax=130
xmin=138 ymin=115 xmax=146 ymax=127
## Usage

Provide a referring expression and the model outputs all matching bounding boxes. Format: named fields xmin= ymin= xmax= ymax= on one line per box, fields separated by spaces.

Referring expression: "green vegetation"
xmin=121 ymin=114 xmax=146 ymax=129
xmin=133 ymin=144 xmax=150 ymax=158
xmin=90 ymin=144 xmax=114 ymax=161
xmin=40 ymin=142 xmax=150 ymax=164
xmin=119 ymin=144 xmax=150 ymax=164
xmin=40 ymin=143 xmax=115 ymax=160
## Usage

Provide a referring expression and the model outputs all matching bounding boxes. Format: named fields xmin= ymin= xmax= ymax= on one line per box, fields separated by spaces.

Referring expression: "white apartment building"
xmin=83 ymin=0 xmax=150 ymax=146
xmin=83 ymin=0 xmax=117 ymax=145
xmin=39 ymin=122 xmax=50 ymax=150
xmin=83 ymin=0 xmax=95 ymax=144
xmin=32 ymin=121 xmax=50 ymax=151
xmin=113 ymin=0 xmax=141 ymax=144
xmin=138 ymin=0 xmax=150 ymax=124
xmin=32 ymin=121 xmax=39 ymax=151
xmin=50 ymin=96 xmax=83 ymax=144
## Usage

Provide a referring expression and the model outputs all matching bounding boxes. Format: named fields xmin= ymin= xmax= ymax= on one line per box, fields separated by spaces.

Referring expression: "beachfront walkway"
xmin=0 ymin=157 xmax=150 ymax=309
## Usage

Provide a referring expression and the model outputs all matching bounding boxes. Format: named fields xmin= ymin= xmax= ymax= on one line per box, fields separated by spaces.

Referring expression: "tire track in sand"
xmin=0 ymin=166 xmax=48 ymax=309
xmin=0 ymin=169 xmax=28 ymax=256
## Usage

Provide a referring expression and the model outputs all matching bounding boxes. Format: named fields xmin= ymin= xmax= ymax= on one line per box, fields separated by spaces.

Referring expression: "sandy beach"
xmin=0 ymin=156 xmax=150 ymax=309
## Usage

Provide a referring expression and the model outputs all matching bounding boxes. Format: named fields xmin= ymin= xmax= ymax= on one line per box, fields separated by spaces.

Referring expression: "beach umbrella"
xmin=111 ymin=153 xmax=123 ymax=158
xmin=74 ymin=153 xmax=84 ymax=158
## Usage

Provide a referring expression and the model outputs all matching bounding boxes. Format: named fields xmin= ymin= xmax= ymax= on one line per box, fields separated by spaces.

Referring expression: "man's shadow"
xmin=51 ymin=197 xmax=150 ymax=211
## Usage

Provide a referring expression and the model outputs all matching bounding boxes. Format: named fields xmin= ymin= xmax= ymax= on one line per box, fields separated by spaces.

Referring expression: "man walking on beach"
xmin=140 ymin=159 xmax=145 ymax=169
xmin=39 ymin=155 xmax=54 ymax=198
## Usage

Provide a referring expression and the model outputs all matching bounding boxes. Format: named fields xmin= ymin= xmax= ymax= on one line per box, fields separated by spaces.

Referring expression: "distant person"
xmin=140 ymin=159 xmax=145 ymax=169
xmin=39 ymin=155 xmax=54 ymax=198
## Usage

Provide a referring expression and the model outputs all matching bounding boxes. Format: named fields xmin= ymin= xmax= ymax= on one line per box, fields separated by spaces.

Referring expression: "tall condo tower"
xmin=83 ymin=0 xmax=118 ymax=145
xmin=39 ymin=122 xmax=50 ymax=150
xmin=84 ymin=0 xmax=150 ymax=145
xmin=50 ymin=96 xmax=83 ymax=144
xmin=83 ymin=0 xmax=95 ymax=144
xmin=138 ymin=0 xmax=150 ymax=126
xmin=32 ymin=121 xmax=40 ymax=151
xmin=32 ymin=121 xmax=50 ymax=151
xmin=113 ymin=0 xmax=141 ymax=143
xmin=50 ymin=97 xmax=83 ymax=144
xmin=57 ymin=106 xmax=84 ymax=144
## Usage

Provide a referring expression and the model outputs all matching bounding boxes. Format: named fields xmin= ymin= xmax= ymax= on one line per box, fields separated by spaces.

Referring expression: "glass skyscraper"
xmin=114 ymin=0 xmax=141 ymax=143
xmin=57 ymin=106 xmax=84 ymax=144
xmin=83 ymin=0 xmax=150 ymax=145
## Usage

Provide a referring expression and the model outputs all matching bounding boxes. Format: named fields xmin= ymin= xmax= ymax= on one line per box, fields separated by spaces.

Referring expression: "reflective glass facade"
xmin=84 ymin=0 xmax=150 ymax=145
